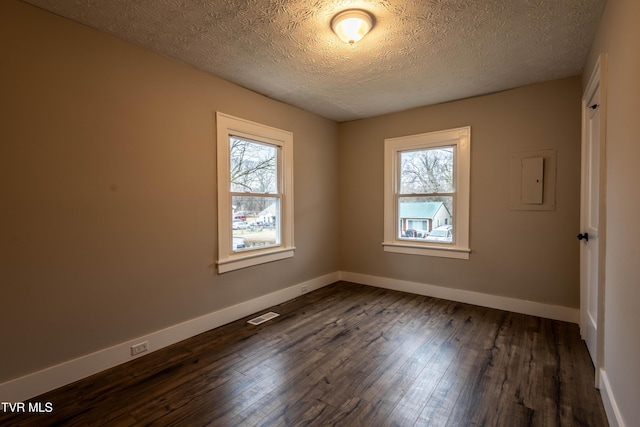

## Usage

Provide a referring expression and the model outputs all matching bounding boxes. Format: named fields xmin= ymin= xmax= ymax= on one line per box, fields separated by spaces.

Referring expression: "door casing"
xmin=580 ymin=53 xmax=607 ymax=387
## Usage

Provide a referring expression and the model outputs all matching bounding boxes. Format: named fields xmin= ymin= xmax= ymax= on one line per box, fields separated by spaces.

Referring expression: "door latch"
xmin=577 ymin=232 xmax=589 ymax=242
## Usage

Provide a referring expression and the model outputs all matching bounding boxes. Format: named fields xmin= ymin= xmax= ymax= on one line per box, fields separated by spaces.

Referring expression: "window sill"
xmin=217 ymin=247 xmax=295 ymax=273
xmin=382 ymin=242 xmax=470 ymax=260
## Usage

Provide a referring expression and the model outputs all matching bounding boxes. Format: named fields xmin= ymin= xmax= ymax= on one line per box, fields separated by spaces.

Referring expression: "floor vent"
xmin=247 ymin=311 xmax=280 ymax=326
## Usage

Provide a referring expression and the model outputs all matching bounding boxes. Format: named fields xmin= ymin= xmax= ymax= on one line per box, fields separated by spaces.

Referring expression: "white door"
xmin=580 ymin=54 xmax=606 ymax=383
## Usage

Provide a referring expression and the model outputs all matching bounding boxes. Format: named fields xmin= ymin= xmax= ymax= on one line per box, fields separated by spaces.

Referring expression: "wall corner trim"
xmin=0 ymin=272 xmax=339 ymax=402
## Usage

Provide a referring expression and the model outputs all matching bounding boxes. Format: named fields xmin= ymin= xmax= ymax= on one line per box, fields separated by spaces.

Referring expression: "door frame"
xmin=580 ymin=53 xmax=607 ymax=387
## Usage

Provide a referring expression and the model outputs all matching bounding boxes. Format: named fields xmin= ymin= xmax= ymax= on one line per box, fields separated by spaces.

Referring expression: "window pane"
xmin=232 ymin=196 xmax=280 ymax=252
xmin=399 ymin=147 xmax=453 ymax=194
xmin=230 ymin=137 xmax=278 ymax=193
xmin=398 ymin=196 xmax=453 ymax=243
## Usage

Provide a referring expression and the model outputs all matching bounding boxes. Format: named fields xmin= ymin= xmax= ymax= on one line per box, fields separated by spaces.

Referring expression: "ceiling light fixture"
xmin=331 ymin=9 xmax=374 ymax=45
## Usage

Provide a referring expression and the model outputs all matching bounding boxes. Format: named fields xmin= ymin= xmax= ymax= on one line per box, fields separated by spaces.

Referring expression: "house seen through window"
xmin=216 ymin=113 xmax=294 ymax=273
xmin=398 ymin=146 xmax=454 ymax=243
xmin=383 ymin=127 xmax=470 ymax=259
xmin=230 ymin=136 xmax=280 ymax=251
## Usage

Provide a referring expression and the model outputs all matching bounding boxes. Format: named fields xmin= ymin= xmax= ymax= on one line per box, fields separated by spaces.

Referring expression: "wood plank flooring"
xmin=0 ymin=281 xmax=608 ymax=426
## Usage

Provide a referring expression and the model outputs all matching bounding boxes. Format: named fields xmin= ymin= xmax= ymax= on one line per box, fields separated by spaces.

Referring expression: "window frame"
xmin=383 ymin=126 xmax=471 ymax=260
xmin=216 ymin=112 xmax=294 ymax=273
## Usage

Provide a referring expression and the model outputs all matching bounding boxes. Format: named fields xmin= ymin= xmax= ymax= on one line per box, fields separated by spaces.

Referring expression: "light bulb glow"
xmin=331 ymin=10 xmax=373 ymax=44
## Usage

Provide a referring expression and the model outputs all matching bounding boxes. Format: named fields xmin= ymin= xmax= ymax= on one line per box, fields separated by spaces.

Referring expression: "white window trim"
xmin=383 ymin=126 xmax=471 ymax=260
xmin=216 ymin=112 xmax=294 ymax=273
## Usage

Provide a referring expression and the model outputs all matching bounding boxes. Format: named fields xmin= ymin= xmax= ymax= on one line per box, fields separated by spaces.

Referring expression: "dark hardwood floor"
xmin=1 ymin=281 xmax=608 ymax=426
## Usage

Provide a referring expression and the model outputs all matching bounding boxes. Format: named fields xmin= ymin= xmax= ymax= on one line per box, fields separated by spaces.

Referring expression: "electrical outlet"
xmin=131 ymin=341 xmax=149 ymax=356
xmin=301 ymin=284 xmax=308 ymax=293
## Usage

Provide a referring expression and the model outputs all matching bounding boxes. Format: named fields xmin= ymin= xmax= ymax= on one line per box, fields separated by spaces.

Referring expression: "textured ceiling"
xmin=23 ymin=0 xmax=606 ymax=122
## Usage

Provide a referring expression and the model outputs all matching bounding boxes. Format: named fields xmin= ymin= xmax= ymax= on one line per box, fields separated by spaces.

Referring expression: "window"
xmin=216 ymin=113 xmax=294 ymax=273
xmin=383 ymin=126 xmax=471 ymax=259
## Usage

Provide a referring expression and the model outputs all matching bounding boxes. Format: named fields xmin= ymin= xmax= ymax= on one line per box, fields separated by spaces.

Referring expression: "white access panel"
xmin=509 ymin=149 xmax=556 ymax=211
xmin=521 ymin=157 xmax=544 ymax=204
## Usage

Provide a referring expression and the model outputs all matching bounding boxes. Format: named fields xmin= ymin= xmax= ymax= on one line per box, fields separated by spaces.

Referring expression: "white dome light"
xmin=331 ymin=9 xmax=374 ymax=45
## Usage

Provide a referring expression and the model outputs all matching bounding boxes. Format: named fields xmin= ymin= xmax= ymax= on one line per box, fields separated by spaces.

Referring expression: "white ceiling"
xmin=24 ymin=0 xmax=606 ymax=122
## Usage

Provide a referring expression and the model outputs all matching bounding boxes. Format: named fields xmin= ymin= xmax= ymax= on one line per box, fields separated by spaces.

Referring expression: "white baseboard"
xmin=0 ymin=272 xmax=339 ymax=402
xmin=339 ymin=271 xmax=579 ymax=323
xmin=599 ymin=368 xmax=625 ymax=427
xmin=0 ymin=270 xmax=581 ymax=403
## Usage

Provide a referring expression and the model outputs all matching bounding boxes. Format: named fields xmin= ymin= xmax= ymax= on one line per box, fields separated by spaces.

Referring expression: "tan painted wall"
xmin=1 ymin=0 xmax=591 ymax=391
xmin=0 ymin=1 xmax=339 ymax=382
xmin=583 ymin=0 xmax=640 ymax=423
xmin=339 ymin=77 xmax=582 ymax=307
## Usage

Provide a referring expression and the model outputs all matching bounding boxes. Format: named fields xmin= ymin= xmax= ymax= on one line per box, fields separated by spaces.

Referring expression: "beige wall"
xmin=1 ymin=0 xmax=595 ymax=396
xmin=339 ymin=77 xmax=582 ymax=307
xmin=584 ymin=0 xmax=640 ymax=424
xmin=0 ymin=0 xmax=339 ymax=383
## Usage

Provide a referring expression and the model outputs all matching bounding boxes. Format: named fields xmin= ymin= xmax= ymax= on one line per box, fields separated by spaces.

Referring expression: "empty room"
xmin=1 ymin=0 xmax=638 ymax=426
